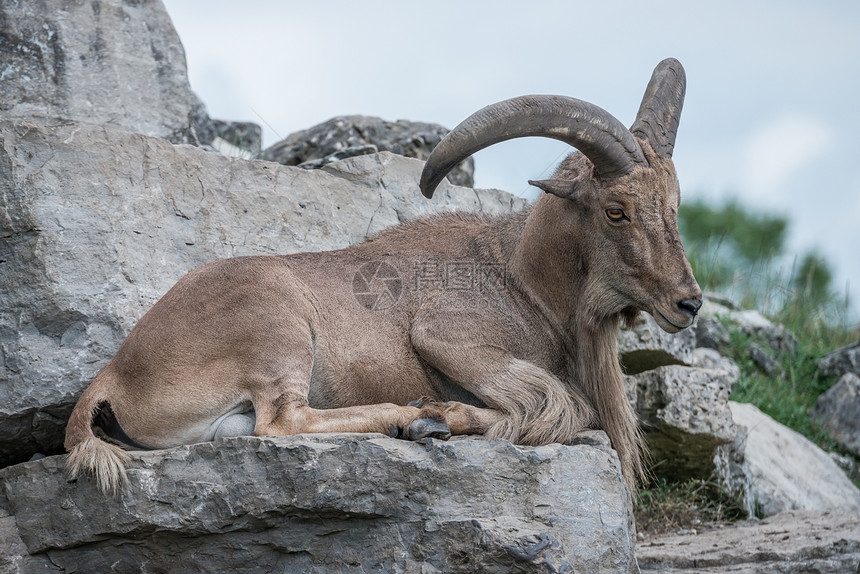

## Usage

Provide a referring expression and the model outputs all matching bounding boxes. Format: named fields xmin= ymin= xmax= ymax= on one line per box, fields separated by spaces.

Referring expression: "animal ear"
xmin=528 ymin=178 xmax=578 ymax=199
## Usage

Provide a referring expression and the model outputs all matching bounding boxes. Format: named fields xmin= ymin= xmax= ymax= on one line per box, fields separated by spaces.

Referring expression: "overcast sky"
xmin=162 ymin=1 xmax=860 ymax=321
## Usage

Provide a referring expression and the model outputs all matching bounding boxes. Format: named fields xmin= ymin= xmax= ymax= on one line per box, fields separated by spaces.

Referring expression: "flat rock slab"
xmin=0 ymin=433 xmax=637 ymax=573
xmin=715 ymin=402 xmax=860 ymax=518
xmin=638 ymin=510 xmax=860 ymax=573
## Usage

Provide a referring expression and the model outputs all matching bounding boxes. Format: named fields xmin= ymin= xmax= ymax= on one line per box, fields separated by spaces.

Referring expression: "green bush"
xmin=679 ymin=198 xmax=856 ymax=335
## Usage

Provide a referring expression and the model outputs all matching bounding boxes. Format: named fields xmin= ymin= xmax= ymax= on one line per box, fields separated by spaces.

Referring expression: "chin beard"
xmin=620 ymin=307 xmax=641 ymax=329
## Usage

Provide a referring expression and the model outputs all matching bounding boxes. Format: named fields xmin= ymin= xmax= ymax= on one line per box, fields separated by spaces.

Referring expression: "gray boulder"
xmin=746 ymin=342 xmax=784 ymax=377
xmin=817 ymin=341 xmax=860 ymax=378
xmin=0 ymin=433 xmax=637 ymax=573
xmin=190 ymin=93 xmax=263 ymax=155
xmin=811 ymin=373 xmax=860 ymax=458
xmin=617 ymin=313 xmax=696 ymax=374
xmin=715 ymin=401 xmax=860 ymax=518
xmin=691 ymin=347 xmax=741 ymax=379
xmin=262 ymin=115 xmax=476 ymax=187
xmin=0 ymin=0 xmax=195 ymax=144
xmin=694 ymin=316 xmax=730 ymax=352
xmin=0 ymin=119 xmax=526 ymax=467
xmin=638 ymin=510 xmax=860 ymax=574
xmin=625 ymin=358 xmax=736 ymax=480
xmin=829 ymin=450 xmax=860 ymax=483
xmin=701 ymin=301 xmax=798 ymax=357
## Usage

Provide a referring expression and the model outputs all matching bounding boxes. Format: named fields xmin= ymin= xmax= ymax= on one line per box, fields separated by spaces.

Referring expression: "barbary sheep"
xmin=65 ymin=58 xmax=701 ymax=494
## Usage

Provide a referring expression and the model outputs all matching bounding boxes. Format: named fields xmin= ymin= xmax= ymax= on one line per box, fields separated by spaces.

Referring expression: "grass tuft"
xmin=635 ymin=476 xmax=747 ymax=535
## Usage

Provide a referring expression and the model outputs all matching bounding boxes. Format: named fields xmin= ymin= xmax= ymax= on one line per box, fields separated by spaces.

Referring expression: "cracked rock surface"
xmin=638 ymin=510 xmax=860 ymax=573
xmin=0 ymin=433 xmax=636 ymax=573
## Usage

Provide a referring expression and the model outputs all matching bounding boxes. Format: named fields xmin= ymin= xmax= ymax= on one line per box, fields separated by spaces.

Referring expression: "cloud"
xmin=742 ymin=114 xmax=835 ymax=203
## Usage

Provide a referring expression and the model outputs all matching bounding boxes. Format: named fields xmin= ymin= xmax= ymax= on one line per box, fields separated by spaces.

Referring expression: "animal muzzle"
xmin=676 ymin=296 xmax=703 ymax=318
xmin=651 ymin=282 xmax=702 ymax=333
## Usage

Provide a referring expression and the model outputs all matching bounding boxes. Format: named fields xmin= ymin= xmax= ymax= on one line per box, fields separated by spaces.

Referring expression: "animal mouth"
xmin=653 ymin=309 xmax=690 ymax=333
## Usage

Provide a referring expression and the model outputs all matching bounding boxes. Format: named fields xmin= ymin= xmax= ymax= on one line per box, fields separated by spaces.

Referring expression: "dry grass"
xmin=634 ymin=476 xmax=747 ymax=536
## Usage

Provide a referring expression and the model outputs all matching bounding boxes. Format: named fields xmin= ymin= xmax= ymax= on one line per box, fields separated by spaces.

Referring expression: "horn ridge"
xmin=631 ymin=58 xmax=686 ymax=158
xmin=420 ymin=95 xmax=646 ymax=199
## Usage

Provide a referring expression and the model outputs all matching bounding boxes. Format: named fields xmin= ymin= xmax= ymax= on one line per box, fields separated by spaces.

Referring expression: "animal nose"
xmin=677 ymin=297 xmax=703 ymax=317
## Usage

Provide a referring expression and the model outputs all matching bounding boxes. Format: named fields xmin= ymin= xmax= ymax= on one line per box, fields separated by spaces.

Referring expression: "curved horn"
xmin=631 ymin=58 xmax=686 ymax=158
xmin=420 ymin=95 xmax=646 ymax=198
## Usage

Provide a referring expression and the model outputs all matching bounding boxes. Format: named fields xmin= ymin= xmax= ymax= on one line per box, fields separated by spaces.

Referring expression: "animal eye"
xmin=606 ymin=208 xmax=627 ymax=222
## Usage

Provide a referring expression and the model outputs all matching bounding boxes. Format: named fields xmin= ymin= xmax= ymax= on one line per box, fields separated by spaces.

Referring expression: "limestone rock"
xmin=811 ymin=373 xmax=860 ymax=458
xmin=829 ymin=451 xmax=860 ymax=483
xmin=747 ymin=342 xmax=784 ymax=377
xmin=638 ymin=510 xmax=860 ymax=573
xmin=0 ymin=119 xmax=527 ymax=467
xmin=617 ymin=313 xmax=696 ymax=374
xmin=0 ymin=433 xmax=637 ymax=573
xmin=694 ymin=316 xmax=730 ymax=352
xmin=626 ymin=363 xmax=736 ymax=480
xmin=817 ymin=341 xmax=860 ymax=378
xmin=714 ymin=401 xmax=860 ymax=518
xmin=262 ymin=115 xmax=475 ymax=187
xmin=704 ymin=293 xmax=740 ymax=311
xmin=190 ymin=92 xmax=262 ymax=155
xmin=701 ymin=302 xmax=798 ymax=357
xmin=691 ymin=348 xmax=741 ymax=381
xmin=0 ymin=0 xmax=196 ymax=143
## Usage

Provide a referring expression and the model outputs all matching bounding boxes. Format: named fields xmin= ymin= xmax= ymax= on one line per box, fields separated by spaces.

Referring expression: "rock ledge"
xmin=0 ymin=433 xmax=636 ymax=573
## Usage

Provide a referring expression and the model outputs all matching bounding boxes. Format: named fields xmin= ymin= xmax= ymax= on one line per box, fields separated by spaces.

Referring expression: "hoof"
xmin=407 ymin=396 xmax=432 ymax=408
xmin=407 ymin=418 xmax=452 ymax=441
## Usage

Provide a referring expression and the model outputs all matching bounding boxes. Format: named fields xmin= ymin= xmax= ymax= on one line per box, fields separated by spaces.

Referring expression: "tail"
xmin=64 ymin=372 xmax=130 ymax=495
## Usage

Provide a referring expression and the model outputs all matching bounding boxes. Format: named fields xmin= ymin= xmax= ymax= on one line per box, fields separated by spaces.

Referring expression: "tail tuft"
xmin=66 ymin=436 xmax=130 ymax=495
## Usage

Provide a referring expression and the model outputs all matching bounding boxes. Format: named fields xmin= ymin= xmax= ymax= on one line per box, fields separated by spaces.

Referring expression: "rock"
xmin=691 ymin=348 xmax=741 ymax=382
xmin=0 ymin=433 xmax=637 ymax=573
xmin=0 ymin=119 xmax=527 ymax=467
xmin=818 ymin=341 xmax=860 ymax=378
xmin=298 ymin=144 xmax=380 ymax=169
xmin=703 ymin=293 xmax=740 ymax=311
xmin=811 ymin=373 xmax=860 ymax=458
xmin=190 ymin=92 xmax=262 ymax=156
xmin=829 ymin=451 xmax=860 ymax=483
xmin=700 ymin=301 xmax=798 ymax=356
xmin=637 ymin=510 xmax=860 ymax=573
xmin=695 ymin=316 xmax=730 ymax=352
xmin=747 ymin=342 xmax=783 ymax=377
xmin=626 ymin=363 xmax=736 ymax=480
xmin=261 ymin=115 xmax=475 ymax=187
xmin=0 ymin=0 xmax=196 ymax=144
xmin=617 ymin=313 xmax=696 ymax=374
xmin=715 ymin=402 xmax=860 ymax=518
xmin=212 ymin=120 xmax=263 ymax=156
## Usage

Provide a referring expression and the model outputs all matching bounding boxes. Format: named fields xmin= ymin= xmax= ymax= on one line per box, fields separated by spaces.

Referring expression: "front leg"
xmin=411 ymin=315 xmax=595 ymax=446
xmin=408 ymin=396 xmax=504 ymax=437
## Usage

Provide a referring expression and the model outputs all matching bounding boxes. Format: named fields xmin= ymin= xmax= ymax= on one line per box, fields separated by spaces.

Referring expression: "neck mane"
xmin=505 ymin=194 xmax=645 ymax=487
